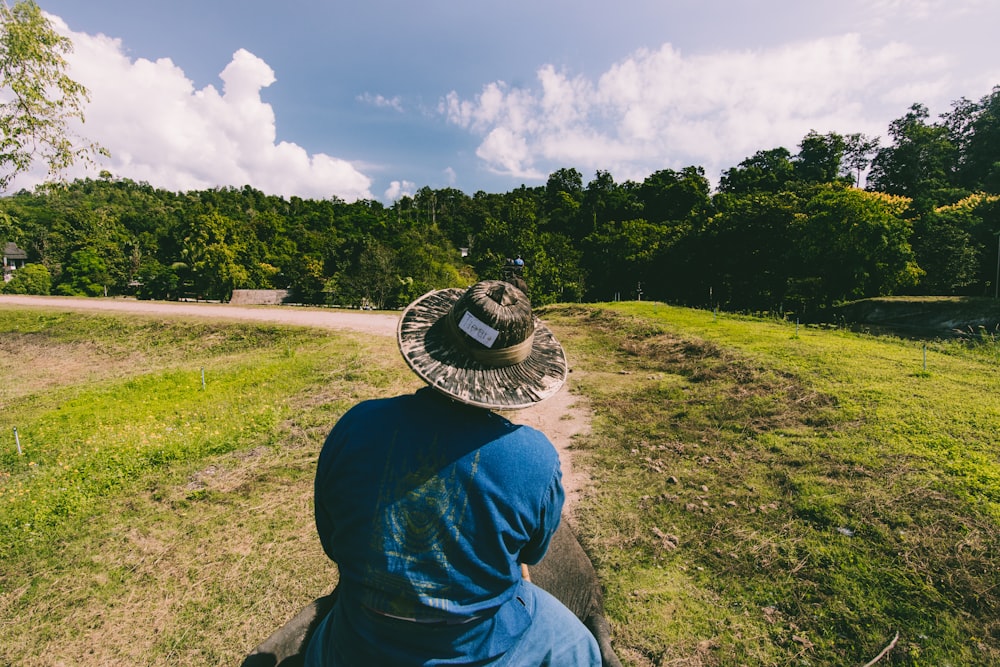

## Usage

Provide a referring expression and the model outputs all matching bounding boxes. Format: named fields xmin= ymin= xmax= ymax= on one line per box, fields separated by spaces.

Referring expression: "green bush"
xmin=2 ymin=262 xmax=51 ymax=294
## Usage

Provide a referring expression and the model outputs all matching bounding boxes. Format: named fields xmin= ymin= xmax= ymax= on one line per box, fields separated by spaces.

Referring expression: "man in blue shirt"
xmin=306 ymin=280 xmax=601 ymax=666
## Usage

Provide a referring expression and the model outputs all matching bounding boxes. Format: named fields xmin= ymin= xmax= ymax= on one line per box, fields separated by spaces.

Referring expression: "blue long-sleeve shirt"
xmin=311 ymin=387 xmax=564 ymax=665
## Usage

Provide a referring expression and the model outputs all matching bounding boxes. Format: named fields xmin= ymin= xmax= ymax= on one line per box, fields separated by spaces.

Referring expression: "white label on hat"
xmin=457 ymin=311 xmax=499 ymax=348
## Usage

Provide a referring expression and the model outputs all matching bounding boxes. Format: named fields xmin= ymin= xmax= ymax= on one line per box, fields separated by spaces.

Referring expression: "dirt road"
xmin=0 ymin=294 xmax=401 ymax=335
xmin=1 ymin=294 xmax=592 ymax=510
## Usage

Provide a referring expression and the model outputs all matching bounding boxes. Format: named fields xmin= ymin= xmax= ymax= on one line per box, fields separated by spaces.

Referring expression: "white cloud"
xmin=477 ymin=127 xmax=543 ymax=180
xmin=12 ymin=15 xmax=373 ymax=201
xmin=384 ymin=179 xmax=416 ymax=201
xmin=358 ymin=92 xmax=404 ymax=112
xmin=443 ymin=34 xmax=957 ymax=184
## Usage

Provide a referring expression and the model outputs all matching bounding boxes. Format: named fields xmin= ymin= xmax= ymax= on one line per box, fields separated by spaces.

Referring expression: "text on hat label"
xmin=457 ymin=311 xmax=499 ymax=348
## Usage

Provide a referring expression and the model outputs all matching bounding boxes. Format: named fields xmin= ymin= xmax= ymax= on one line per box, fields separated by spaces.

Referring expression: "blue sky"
xmin=14 ymin=0 xmax=1000 ymax=202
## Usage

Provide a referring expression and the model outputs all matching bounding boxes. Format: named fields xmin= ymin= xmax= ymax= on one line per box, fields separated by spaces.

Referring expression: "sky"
xmin=9 ymin=0 xmax=1000 ymax=203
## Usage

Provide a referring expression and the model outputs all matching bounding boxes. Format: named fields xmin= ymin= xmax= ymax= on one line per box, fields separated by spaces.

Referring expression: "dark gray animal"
xmin=242 ymin=520 xmax=621 ymax=667
xmin=527 ymin=520 xmax=622 ymax=667
xmin=242 ymin=593 xmax=336 ymax=667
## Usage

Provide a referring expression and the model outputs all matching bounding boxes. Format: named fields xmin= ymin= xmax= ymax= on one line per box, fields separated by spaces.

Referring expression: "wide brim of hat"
xmin=397 ymin=288 xmax=568 ymax=410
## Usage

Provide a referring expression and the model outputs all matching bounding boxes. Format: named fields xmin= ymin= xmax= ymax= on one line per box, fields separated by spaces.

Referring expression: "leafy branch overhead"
xmin=0 ymin=0 xmax=106 ymax=191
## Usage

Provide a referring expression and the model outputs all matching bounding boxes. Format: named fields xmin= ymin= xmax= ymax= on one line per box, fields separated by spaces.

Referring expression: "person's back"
xmin=306 ymin=280 xmax=601 ymax=666
xmin=310 ymin=389 xmax=562 ymax=664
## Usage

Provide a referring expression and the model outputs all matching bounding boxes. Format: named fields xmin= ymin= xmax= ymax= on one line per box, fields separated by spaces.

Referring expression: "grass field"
xmin=557 ymin=303 xmax=1000 ymax=666
xmin=2 ymin=302 xmax=998 ymax=665
xmin=0 ymin=307 xmax=421 ymax=665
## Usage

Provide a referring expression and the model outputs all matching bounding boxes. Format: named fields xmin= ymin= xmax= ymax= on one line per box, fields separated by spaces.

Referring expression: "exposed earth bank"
xmin=831 ymin=295 xmax=1000 ymax=337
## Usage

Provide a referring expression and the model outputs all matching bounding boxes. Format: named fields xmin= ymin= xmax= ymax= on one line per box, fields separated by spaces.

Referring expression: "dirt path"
xmin=0 ymin=294 xmax=401 ymax=335
xmin=1 ymin=294 xmax=592 ymax=511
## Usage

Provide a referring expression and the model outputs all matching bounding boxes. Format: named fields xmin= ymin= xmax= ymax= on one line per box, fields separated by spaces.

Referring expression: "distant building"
xmin=2 ymin=242 xmax=27 ymax=283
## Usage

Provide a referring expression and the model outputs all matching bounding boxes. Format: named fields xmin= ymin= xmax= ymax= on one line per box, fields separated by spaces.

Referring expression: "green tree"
xmin=421 ymin=186 xmax=476 ymax=252
xmin=543 ymin=167 xmax=583 ymax=239
xmin=639 ymin=166 xmax=712 ymax=225
xmin=582 ymin=218 xmax=671 ymax=301
xmin=348 ymin=237 xmax=397 ymax=309
xmin=718 ymin=148 xmax=795 ymax=195
xmin=0 ymin=0 xmax=105 ymax=190
xmin=910 ymin=206 xmax=981 ymax=295
xmin=582 ymin=170 xmax=641 ymax=234
xmin=286 ymin=255 xmax=326 ymax=305
xmin=525 ymin=230 xmax=585 ymax=304
xmin=797 ymin=187 xmax=921 ymax=306
xmin=868 ymin=104 xmax=959 ymax=208
xmin=972 ymin=196 xmax=1000 ymax=293
xmin=704 ymin=192 xmax=802 ymax=311
xmin=392 ymin=225 xmax=468 ymax=301
xmin=174 ymin=211 xmax=251 ymax=301
xmin=55 ymin=247 xmax=109 ymax=296
xmin=2 ymin=260 xmax=48 ymax=293
xmin=0 ymin=207 xmax=14 ymax=240
xmin=794 ymin=131 xmax=848 ymax=185
xmin=842 ymin=132 xmax=880 ymax=187
xmin=945 ymin=86 xmax=1000 ymax=193
xmin=469 ymin=190 xmax=541 ymax=281
xmin=135 ymin=258 xmax=180 ymax=300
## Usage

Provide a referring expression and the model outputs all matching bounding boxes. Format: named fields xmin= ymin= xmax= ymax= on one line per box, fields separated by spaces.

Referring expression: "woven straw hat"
xmin=397 ymin=280 xmax=567 ymax=410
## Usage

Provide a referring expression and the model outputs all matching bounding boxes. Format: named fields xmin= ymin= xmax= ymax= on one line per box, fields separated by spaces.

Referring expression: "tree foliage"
xmin=946 ymin=86 xmax=1000 ymax=193
xmin=797 ymin=186 xmax=921 ymax=305
xmin=719 ymin=148 xmax=795 ymax=195
xmin=2 ymin=84 xmax=1000 ymax=315
xmin=0 ymin=0 xmax=105 ymax=190
xmin=54 ymin=246 xmax=109 ymax=296
xmin=868 ymin=104 xmax=959 ymax=208
xmin=2 ymin=259 xmax=47 ymax=293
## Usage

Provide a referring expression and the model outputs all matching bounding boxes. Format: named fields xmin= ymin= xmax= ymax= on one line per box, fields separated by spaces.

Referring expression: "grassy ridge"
xmin=2 ymin=304 xmax=999 ymax=665
xmin=545 ymin=303 xmax=999 ymax=665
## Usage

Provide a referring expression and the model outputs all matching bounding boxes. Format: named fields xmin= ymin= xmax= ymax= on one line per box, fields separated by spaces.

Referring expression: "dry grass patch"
xmin=0 ymin=334 xmax=159 ymax=409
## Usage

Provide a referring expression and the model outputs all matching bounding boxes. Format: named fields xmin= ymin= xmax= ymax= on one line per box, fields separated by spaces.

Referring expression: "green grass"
xmin=2 ymin=302 xmax=999 ymax=665
xmin=0 ymin=307 xmax=420 ymax=666
xmin=540 ymin=302 xmax=1000 ymax=665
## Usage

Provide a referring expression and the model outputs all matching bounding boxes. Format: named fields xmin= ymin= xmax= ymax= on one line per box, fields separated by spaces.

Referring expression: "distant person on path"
xmin=501 ymin=256 xmax=528 ymax=294
xmin=305 ymin=280 xmax=600 ymax=666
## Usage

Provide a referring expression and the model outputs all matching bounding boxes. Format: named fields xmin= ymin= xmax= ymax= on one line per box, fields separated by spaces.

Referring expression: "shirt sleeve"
xmin=314 ymin=405 xmax=358 ymax=563
xmin=518 ymin=464 xmax=564 ymax=565
xmin=314 ymin=426 xmax=338 ymax=562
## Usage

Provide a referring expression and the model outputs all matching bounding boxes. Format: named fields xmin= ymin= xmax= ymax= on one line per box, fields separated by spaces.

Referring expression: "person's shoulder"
xmin=502 ymin=423 xmax=558 ymax=455
xmin=484 ymin=424 xmax=560 ymax=480
xmin=337 ymin=392 xmax=415 ymax=423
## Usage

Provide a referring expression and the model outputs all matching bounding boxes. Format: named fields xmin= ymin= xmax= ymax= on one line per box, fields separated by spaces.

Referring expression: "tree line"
xmin=3 ymin=86 xmax=1000 ymax=317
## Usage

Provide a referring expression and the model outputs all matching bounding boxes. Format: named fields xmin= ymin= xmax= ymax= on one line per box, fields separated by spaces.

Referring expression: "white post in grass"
xmin=14 ymin=427 xmax=22 ymax=456
xmin=201 ymin=367 xmax=206 ymax=390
